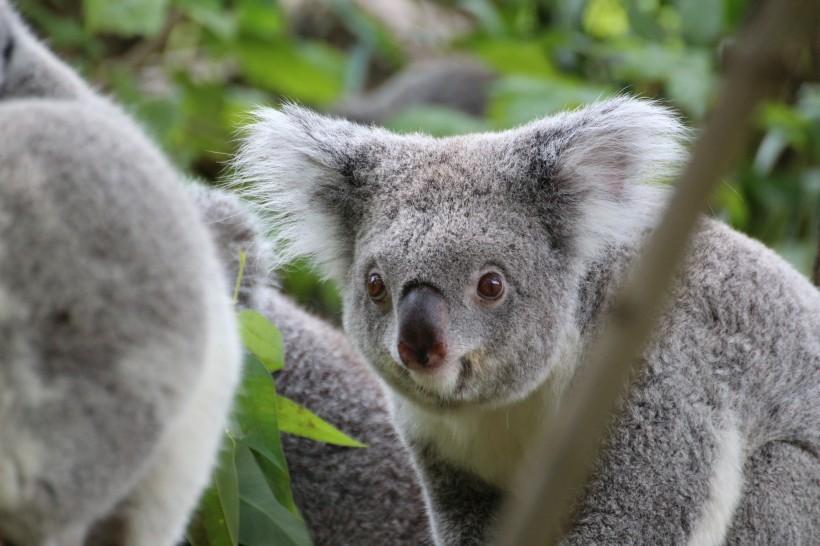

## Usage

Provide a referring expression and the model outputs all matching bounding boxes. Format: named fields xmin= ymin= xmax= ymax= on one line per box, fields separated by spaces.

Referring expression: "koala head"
xmin=235 ymin=97 xmax=686 ymax=410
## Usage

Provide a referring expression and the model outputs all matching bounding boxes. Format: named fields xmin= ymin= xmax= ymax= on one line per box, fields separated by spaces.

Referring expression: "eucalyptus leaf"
xmin=238 ymin=310 xmax=284 ymax=372
xmin=237 ymin=40 xmax=346 ymax=105
xmin=277 ymin=396 xmax=366 ymax=448
xmin=234 ymin=355 xmax=301 ymax=513
xmin=235 ymin=445 xmax=312 ymax=546
xmin=186 ymin=434 xmax=240 ymax=546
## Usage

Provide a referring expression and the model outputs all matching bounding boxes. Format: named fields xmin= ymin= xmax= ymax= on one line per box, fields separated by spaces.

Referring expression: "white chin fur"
xmin=408 ymin=360 xmax=461 ymax=397
xmin=388 ymin=344 xmax=461 ymax=397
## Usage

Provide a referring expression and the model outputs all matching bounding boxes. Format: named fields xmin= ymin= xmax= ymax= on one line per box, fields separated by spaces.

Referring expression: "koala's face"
xmin=235 ymin=98 xmax=685 ymax=410
xmin=340 ymin=139 xmax=579 ymax=408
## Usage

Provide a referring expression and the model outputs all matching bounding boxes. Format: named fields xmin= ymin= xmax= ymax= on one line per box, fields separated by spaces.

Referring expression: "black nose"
xmin=397 ymin=285 xmax=448 ymax=371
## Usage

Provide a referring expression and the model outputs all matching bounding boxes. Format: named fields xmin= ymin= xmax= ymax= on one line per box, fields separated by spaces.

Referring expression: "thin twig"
xmin=492 ymin=0 xmax=819 ymax=544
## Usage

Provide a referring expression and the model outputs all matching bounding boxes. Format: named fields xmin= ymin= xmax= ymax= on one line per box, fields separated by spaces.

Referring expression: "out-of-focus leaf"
xmin=187 ymin=434 xmax=240 ymax=546
xmin=604 ymin=41 xmax=715 ymax=118
xmin=279 ymin=260 xmax=342 ymax=321
xmin=237 ymin=39 xmax=346 ymax=105
xmin=238 ymin=310 xmax=285 ymax=372
xmin=753 ymin=132 xmax=790 ymax=176
xmin=326 ymin=0 xmax=403 ymax=63
xmin=175 ymin=0 xmax=238 ymax=40
xmin=235 ymin=446 xmax=312 ymax=546
xmin=711 ymin=180 xmax=750 ymax=232
xmin=83 ymin=0 xmax=168 ymax=37
xmin=470 ymin=39 xmax=557 ymax=77
xmin=488 ymin=75 xmax=609 ymax=128
xmin=774 ymin=240 xmax=818 ymax=278
xmin=582 ymin=0 xmax=629 ymax=39
xmin=237 ymin=0 xmax=284 ymax=39
xmin=277 ymin=396 xmax=366 ymax=447
xmin=675 ymin=0 xmax=723 ymax=45
xmin=385 ymin=105 xmax=491 ymax=136
xmin=458 ymin=0 xmax=505 ymax=36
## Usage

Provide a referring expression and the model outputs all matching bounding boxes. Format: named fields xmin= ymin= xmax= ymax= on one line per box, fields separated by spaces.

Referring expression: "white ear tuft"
xmin=229 ymin=104 xmax=390 ymax=281
xmin=524 ymin=96 xmax=690 ymax=258
xmin=551 ymin=96 xmax=689 ymax=192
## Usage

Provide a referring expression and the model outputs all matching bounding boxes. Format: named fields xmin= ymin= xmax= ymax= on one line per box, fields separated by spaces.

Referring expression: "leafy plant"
xmin=186 ymin=255 xmax=364 ymax=546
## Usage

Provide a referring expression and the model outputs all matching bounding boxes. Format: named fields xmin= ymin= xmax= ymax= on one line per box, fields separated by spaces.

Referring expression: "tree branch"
xmin=491 ymin=0 xmax=820 ymax=544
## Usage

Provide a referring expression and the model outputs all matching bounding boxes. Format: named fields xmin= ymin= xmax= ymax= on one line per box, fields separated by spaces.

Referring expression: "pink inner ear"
xmin=563 ymin=141 xmax=635 ymax=202
xmin=595 ymin=148 xmax=633 ymax=199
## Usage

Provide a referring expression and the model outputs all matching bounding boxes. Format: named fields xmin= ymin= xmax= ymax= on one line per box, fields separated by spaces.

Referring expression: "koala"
xmin=233 ymin=98 xmax=820 ymax=545
xmin=0 ymin=3 xmax=241 ymax=545
xmin=191 ymin=187 xmax=433 ymax=545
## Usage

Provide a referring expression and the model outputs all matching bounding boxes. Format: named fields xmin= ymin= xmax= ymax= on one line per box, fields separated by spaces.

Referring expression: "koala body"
xmin=192 ymin=188 xmax=433 ymax=545
xmin=0 ymin=3 xmax=241 ymax=544
xmin=235 ymin=97 xmax=819 ymax=545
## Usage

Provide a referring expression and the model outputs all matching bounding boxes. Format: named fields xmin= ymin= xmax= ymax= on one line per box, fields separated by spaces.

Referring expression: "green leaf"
xmin=603 ymin=41 xmax=716 ymax=119
xmin=488 ymin=75 xmax=610 ymax=128
xmin=174 ymin=0 xmax=238 ymax=41
xmin=675 ymin=0 xmax=724 ymax=45
xmin=187 ymin=434 xmax=240 ymax=546
xmin=277 ymin=396 xmax=366 ymax=448
xmin=582 ymin=0 xmax=629 ymax=39
xmin=83 ymin=0 xmax=169 ymax=37
xmin=187 ymin=485 xmax=236 ymax=546
xmin=237 ymin=0 xmax=285 ymax=39
xmin=238 ymin=310 xmax=284 ymax=372
xmin=234 ymin=356 xmax=300 ymax=514
xmin=234 ymin=445 xmax=313 ymax=546
xmin=471 ymin=39 xmax=557 ymax=78
xmin=236 ymin=39 xmax=346 ymax=105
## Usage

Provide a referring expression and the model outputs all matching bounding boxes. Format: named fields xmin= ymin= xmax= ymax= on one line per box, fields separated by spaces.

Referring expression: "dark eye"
xmin=366 ymin=272 xmax=387 ymax=302
xmin=477 ymin=272 xmax=504 ymax=300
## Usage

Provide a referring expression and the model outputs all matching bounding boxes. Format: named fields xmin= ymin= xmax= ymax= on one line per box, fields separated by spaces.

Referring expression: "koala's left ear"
xmin=513 ymin=97 xmax=689 ymax=257
xmin=231 ymin=104 xmax=391 ymax=281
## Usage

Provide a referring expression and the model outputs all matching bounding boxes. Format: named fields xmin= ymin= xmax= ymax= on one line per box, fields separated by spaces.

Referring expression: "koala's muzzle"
xmin=397 ymin=285 xmax=448 ymax=371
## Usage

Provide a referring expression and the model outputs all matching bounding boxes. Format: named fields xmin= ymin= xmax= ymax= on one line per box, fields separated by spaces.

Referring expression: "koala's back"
xmin=659 ymin=219 xmax=819 ymax=442
xmin=572 ymin=219 xmax=819 ymax=545
xmin=0 ymin=100 xmax=227 ymax=543
xmin=265 ymin=290 xmax=433 ymax=546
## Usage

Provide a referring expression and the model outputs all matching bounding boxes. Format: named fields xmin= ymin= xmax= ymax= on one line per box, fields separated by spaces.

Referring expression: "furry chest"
xmin=395 ymin=386 xmax=560 ymax=491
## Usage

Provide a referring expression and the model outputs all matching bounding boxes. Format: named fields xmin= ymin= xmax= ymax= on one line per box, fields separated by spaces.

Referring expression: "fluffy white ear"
xmin=517 ymin=96 xmax=690 ymax=258
xmin=230 ymin=104 xmax=393 ymax=281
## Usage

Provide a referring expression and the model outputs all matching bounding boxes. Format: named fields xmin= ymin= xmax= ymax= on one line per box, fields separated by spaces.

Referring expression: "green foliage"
xmin=187 ymin=352 xmax=312 ymax=546
xmin=188 ymin=270 xmax=363 ymax=544
xmin=19 ymin=0 xmax=818 ymax=539
xmin=23 ymin=0 xmax=817 ymax=278
xmin=238 ymin=310 xmax=285 ymax=372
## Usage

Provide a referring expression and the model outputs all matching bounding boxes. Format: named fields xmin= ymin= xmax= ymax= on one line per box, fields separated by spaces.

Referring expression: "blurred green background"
xmin=23 ymin=0 xmax=819 ymax=319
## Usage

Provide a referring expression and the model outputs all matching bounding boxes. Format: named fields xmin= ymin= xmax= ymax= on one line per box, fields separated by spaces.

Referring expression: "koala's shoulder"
xmin=678 ymin=219 xmax=819 ymax=319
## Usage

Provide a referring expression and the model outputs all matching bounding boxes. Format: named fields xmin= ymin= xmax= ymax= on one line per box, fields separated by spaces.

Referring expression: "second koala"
xmin=234 ymin=98 xmax=819 ymax=545
xmin=0 ymin=3 xmax=241 ymax=544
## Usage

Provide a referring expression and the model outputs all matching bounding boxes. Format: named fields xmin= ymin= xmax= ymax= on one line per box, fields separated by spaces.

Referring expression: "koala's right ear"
xmin=232 ymin=104 xmax=391 ymax=281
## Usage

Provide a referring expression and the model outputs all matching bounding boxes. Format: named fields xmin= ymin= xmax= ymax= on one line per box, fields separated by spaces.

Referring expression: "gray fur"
xmin=234 ymin=97 xmax=819 ymax=545
xmin=191 ymin=188 xmax=433 ymax=545
xmin=0 ymin=3 xmax=241 ymax=544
